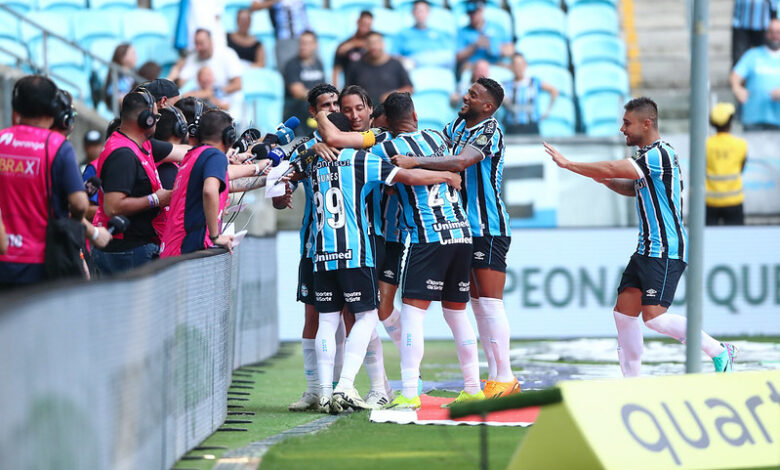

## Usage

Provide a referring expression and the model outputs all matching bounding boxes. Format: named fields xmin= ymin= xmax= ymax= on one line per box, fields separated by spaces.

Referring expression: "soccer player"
xmin=543 ymin=97 xmax=737 ymax=376
xmin=307 ymin=113 xmax=462 ymax=413
xmin=368 ymin=92 xmax=482 ymax=410
xmin=392 ymin=78 xmax=519 ymax=398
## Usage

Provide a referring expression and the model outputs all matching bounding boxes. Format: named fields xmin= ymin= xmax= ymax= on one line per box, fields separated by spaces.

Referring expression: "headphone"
xmin=134 ymin=86 xmax=157 ymax=129
xmin=188 ymin=98 xmax=204 ymax=138
xmin=52 ymin=89 xmax=76 ymax=131
xmin=165 ymin=106 xmax=188 ymax=139
xmin=222 ymin=123 xmax=237 ymax=148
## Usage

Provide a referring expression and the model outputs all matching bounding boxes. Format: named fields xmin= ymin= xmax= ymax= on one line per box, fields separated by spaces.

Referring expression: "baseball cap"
xmin=143 ymin=79 xmax=179 ymax=101
xmin=710 ymin=102 xmax=735 ymax=127
xmin=84 ymin=129 xmax=102 ymax=145
xmin=466 ymin=0 xmax=485 ymax=13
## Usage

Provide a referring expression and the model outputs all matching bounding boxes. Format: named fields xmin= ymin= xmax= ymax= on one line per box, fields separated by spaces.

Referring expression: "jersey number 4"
xmin=314 ymin=187 xmax=346 ymax=230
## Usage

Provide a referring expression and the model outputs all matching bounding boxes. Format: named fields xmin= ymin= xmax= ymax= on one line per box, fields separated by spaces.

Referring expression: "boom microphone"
xmin=107 ymin=215 xmax=130 ymax=234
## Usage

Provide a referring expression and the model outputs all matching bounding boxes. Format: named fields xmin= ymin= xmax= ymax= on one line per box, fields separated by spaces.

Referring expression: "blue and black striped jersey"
xmin=732 ymin=0 xmax=777 ymax=30
xmin=381 ymin=189 xmax=408 ymax=243
xmin=308 ymin=148 xmax=399 ymax=272
xmin=443 ymin=116 xmax=511 ymax=238
xmin=629 ymin=140 xmax=688 ymax=262
xmin=289 ymin=131 xmax=321 ymax=259
xmin=370 ymin=130 xmax=471 ymax=245
xmin=365 ymin=130 xmax=392 ymax=238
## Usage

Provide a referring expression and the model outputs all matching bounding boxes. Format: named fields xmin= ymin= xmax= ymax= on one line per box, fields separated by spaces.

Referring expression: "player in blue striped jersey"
xmin=304 ymin=112 xmax=463 ymax=413
xmin=271 ymin=84 xmax=341 ymax=412
xmin=544 ymin=97 xmax=737 ymax=376
xmin=392 ymin=78 xmax=519 ymax=398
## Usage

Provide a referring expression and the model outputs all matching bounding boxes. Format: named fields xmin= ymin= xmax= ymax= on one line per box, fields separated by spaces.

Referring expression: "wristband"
xmin=360 ymin=130 xmax=376 ymax=148
xmin=150 ymin=192 xmax=160 ymax=207
xmin=90 ymin=227 xmax=100 ymax=242
xmin=147 ymin=194 xmax=155 ymax=207
xmin=254 ymin=162 xmax=261 ymax=176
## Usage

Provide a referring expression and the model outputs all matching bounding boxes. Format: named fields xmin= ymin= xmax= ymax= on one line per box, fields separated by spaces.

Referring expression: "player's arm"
xmin=204 ymin=177 xmax=233 ymax=252
xmin=596 ymin=178 xmax=636 ymax=197
xmin=228 ymin=161 xmax=269 ymax=180
xmin=391 ymin=145 xmax=483 ymax=172
xmin=272 ymin=181 xmax=294 ymax=209
xmin=544 ymin=142 xmax=639 ymax=180
xmin=391 ymin=168 xmax=462 ymax=190
xmin=315 ymin=111 xmax=376 ymax=149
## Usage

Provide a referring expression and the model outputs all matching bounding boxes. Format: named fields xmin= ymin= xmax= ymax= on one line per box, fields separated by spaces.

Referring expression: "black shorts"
xmin=401 ymin=241 xmax=472 ymax=303
xmin=617 ymin=253 xmax=687 ymax=307
xmin=313 ymin=267 xmax=379 ymax=314
xmin=297 ymin=256 xmax=315 ymax=305
xmin=371 ymin=234 xmax=386 ymax=275
xmin=379 ymin=241 xmax=405 ymax=285
xmin=471 ymin=236 xmax=511 ymax=272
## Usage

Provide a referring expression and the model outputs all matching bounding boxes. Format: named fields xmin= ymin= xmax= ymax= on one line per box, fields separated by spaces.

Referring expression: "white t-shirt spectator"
xmin=180 ymin=47 xmax=245 ymax=120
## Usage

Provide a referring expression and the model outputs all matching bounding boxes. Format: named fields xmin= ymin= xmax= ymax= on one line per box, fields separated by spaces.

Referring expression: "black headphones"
xmin=165 ymin=106 xmax=188 ymax=139
xmin=134 ymin=86 xmax=157 ymax=129
xmin=52 ymin=89 xmax=76 ymax=131
xmin=188 ymin=99 xmax=204 ymax=138
xmin=222 ymin=123 xmax=237 ymax=148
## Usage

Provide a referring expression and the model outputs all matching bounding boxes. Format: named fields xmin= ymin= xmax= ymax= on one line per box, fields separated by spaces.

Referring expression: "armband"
xmin=360 ymin=130 xmax=376 ymax=148
xmin=90 ymin=227 xmax=100 ymax=242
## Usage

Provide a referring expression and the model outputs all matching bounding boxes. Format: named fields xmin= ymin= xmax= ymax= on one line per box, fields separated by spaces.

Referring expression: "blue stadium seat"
xmin=72 ymin=11 xmax=122 ymax=49
xmin=565 ymin=0 xmax=618 ymax=7
xmin=527 ymin=63 xmax=574 ymax=97
xmin=303 ymin=0 xmax=324 ymax=8
xmin=454 ymin=4 xmax=512 ymax=37
xmin=151 ymin=0 xmax=180 ymax=36
xmin=317 ymin=35 xmax=339 ymax=78
xmin=580 ymin=91 xmax=623 ymax=136
xmin=22 ymin=11 xmax=73 ymax=42
xmin=390 ymin=0 xmax=444 ymax=9
xmin=0 ymin=38 xmax=27 ymax=67
xmin=242 ymin=68 xmax=283 ymax=133
xmin=410 ymin=66 xmax=455 ymax=96
xmin=488 ymin=65 xmax=513 ymax=84
xmin=1 ymin=1 xmax=36 ymax=14
xmin=249 ymin=10 xmax=275 ymax=42
xmin=449 ymin=0 xmax=502 ymax=10
xmin=42 ymin=39 xmax=84 ymax=68
xmin=371 ymin=7 xmax=410 ymax=37
xmin=413 ymin=93 xmax=455 ymax=132
xmin=516 ymin=34 xmax=569 ymax=67
xmin=507 ymin=0 xmax=559 ymax=6
xmin=330 ymin=0 xmax=382 ymax=11
xmin=424 ymin=6 xmax=456 ymax=36
xmin=574 ymin=61 xmax=628 ymax=97
xmin=568 ymin=3 xmax=619 ymax=39
xmin=0 ymin=8 xmax=20 ymax=40
xmin=87 ymin=37 xmax=121 ymax=78
xmin=121 ymin=9 xmax=169 ymax=41
xmin=262 ymin=35 xmax=276 ymax=69
xmin=52 ymin=65 xmax=90 ymax=100
xmin=571 ymin=34 xmax=625 ymax=67
xmin=513 ymin=2 xmax=566 ymax=38
xmin=537 ymin=93 xmax=576 ymax=137
xmin=89 ymin=0 xmax=135 ymax=10
xmin=38 ymin=0 xmax=85 ymax=11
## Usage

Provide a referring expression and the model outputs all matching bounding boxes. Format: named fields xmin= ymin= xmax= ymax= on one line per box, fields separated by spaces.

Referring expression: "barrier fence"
xmin=0 ymin=236 xmax=278 ymax=470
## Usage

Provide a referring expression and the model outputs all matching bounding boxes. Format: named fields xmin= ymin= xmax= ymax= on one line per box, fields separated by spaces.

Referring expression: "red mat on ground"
xmin=369 ymin=394 xmax=540 ymax=427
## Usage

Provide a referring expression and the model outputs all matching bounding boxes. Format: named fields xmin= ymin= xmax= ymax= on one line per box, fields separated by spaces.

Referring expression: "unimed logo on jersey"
xmin=0 ymin=155 xmax=40 ymax=177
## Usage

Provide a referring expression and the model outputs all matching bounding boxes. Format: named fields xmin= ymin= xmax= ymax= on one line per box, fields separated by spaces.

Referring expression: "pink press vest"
xmin=92 ymin=131 xmax=167 ymax=242
xmin=0 ymin=126 xmax=65 ymax=265
xmin=159 ymin=145 xmax=230 ymax=258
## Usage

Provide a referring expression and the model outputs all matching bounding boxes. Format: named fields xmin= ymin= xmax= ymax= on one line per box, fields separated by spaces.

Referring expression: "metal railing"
xmin=0 ymin=4 xmax=146 ymax=116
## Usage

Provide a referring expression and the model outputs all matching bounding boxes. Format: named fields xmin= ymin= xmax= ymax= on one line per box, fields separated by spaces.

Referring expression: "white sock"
xmin=400 ymin=303 xmax=426 ymax=398
xmin=364 ymin=327 xmax=387 ymax=393
xmin=301 ymin=338 xmax=319 ymax=394
xmin=479 ymin=297 xmax=514 ymax=382
xmin=443 ymin=307 xmax=481 ymax=394
xmin=315 ymin=312 xmax=340 ymax=397
xmin=333 ymin=316 xmax=346 ymax=386
xmin=337 ymin=309 xmax=379 ymax=390
xmin=644 ymin=313 xmax=725 ymax=358
xmin=381 ymin=307 xmax=403 ymax=350
xmin=471 ymin=297 xmax=497 ymax=380
xmin=613 ymin=311 xmax=643 ymax=377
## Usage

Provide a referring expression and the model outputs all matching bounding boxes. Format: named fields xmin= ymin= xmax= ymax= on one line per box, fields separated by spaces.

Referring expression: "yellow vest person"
xmin=706 ymin=103 xmax=747 ymax=225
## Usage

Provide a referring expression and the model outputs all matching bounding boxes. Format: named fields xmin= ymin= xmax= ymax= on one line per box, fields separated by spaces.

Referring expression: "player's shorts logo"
xmin=315 ymin=291 xmax=333 ymax=302
xmin=383 ymin=269 xmax=395 ymax=279
xmin=344 ymin=291 xmax=362 ymax=302
xmin=300 ymin=284 xmax=309 ymax=297
xmin=646 ymin=288 xmax=657 ymax=297
xmin=473 ymin=251 xmax=485 ymax=261
xmin=426 ymin=279 xmax=444 ymax=291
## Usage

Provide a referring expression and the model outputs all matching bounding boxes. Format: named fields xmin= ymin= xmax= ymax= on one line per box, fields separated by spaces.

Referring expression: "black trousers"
xmin=706 ymin=204 xmax=745 ymax=226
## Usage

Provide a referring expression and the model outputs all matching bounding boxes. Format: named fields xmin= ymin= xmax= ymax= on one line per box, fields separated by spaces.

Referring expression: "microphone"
xmin=231 ymin=128 xmax=262 ymax=153
xmin=251 ymin=145 xmax=285 ymax=166
xmin=85 ymin=176 xmax=101 ymax=197
xmin=262 ymin=117 xmax=301 ymax=146
xmin=107 ymin=215 xmax=130 ymax=234
xmin=271 ymin=146 xmax=319 ymax=186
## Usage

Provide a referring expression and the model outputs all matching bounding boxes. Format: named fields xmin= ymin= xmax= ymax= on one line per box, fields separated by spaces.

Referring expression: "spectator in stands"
xmin=169 ymin=29 xmax=243 ymax=118
xmin=0 ymin=76 xmax=89 ymax=287
xmin=456 ymin=1 xmax=512 ymax=74
xmin=394 ymin=0 xmax=455 ymax=69
xmin=283 ymin=31 xmax=326 ymax=136
xmin=228 ymin=9 xmax=266 ymax=68
xmin=333 ymin=11 xmax=373 ymax=88
xmin=706 ymin=103 xmax=748 ymax=226
xmin=346 ymin=32 xmax=413 ymax=106
xmin=250 ymin=0 xmax=310 ymax=73
xmin=730 ymin=19 xmax=780 ymax=130
xmin=82 ymin=129 xmax=103 ymax=221
xmin=137 ymin=62 xmax=162 ymax=86
xmin=104 ymin=43 xmax=137 ymax=109
xmin=451 ymin=59 xmax=489 ymax=107
xmin=91 ymin=89 xmax=188 ymax=275
xmin=503 ymin=53 xmax=559 ymax=135
xmin=183 ymin=66 xmax=231 ymax=111
xmin=731 ymin=0 xmax=778 ymax=66
xmin=154 ymin=106 xmax=190 ymax=189
xmin=143 ymin=78 xmax=181 ymax=109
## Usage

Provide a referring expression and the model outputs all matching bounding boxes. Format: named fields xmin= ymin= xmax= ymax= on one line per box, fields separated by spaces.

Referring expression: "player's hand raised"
xmin=391 ymin=155 xmax=417 ymax=169
xmin=543 ymin=142 xmax=570 ymax=169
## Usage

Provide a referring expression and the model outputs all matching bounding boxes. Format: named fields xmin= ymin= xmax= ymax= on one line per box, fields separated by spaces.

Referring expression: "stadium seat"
xmin=330 ymin=0 xmax=382 ymax=11
xmin=0 ymin=38 xmax=27 ymax=67
xmin=537 ymin=93 xmax=576 ymax=137
xmin=371 ymin=7 xmax=410 ymax=37
xmin=488 ymin=64 xmax=513 ymax=84
xmin=565 ymin=0 xmax=618 ymax=7
xmin=1 ymin=0 xmax=36 ymax=14
xmin=121 ymin=9 xmax=169 ymax=42
xmin=413 ymin=93 xmax=454 ymax=132
xmin=262 ymin=35 xmax=276 ymax=69
xmin=571 ymin=34 xmax=625 ymax=67
xmin=512 ymin=2 xmax=566 ymax=38
xmin=242 ymin=67 xmax=283 ymax=133
xmin=424 ymin=6 xmax=456 ymax=36
xmin=574 ymin=61 xmax=628 ymax=97
xmin=516 ymin=34 xmax=569 ymax=67
xmin=449 ymin=0 xmax=502 ymax=10
xmin=21 ymin=11 xmax=73 ymax=42
xmin=390 ymin=0 xmax=444 ymax=9
xmin=151 ymin=0 xmax=180 ymax=36
xmin=453 ymin=4 xmax=512 ymax=37
xmin=89 ymin=0 xmax=135 ymax=10
xmin=580 ymin=91 xmax=623 ymax=135
xmin=0 ymin=8 xmax=20 ymax=40
xmin=249 ymin=10 xmax=275 ymax=43
xmin=410 ymin=66 xmax=455 ymax=96
xmin=87 ymin=36 xmax=121 ymax=79
xmin=567 ymin=3 xmax=619 ymax=39
xmin=72 ymin=11 xmax=122 ymax=49
xmin=527 ymin=63 xmax=574 ymax=97
xmin=317 ymin=35 xmax=338 ymax=78
xmin=37 ymin=0 xmax=85 ymax=12
xmin=507 ymin=0 xmax=559 ymax=7
xmin=52 ymin=65 xmax=90 ymax=100
xmin=303 ymin=0 xmax=324 ymax=8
